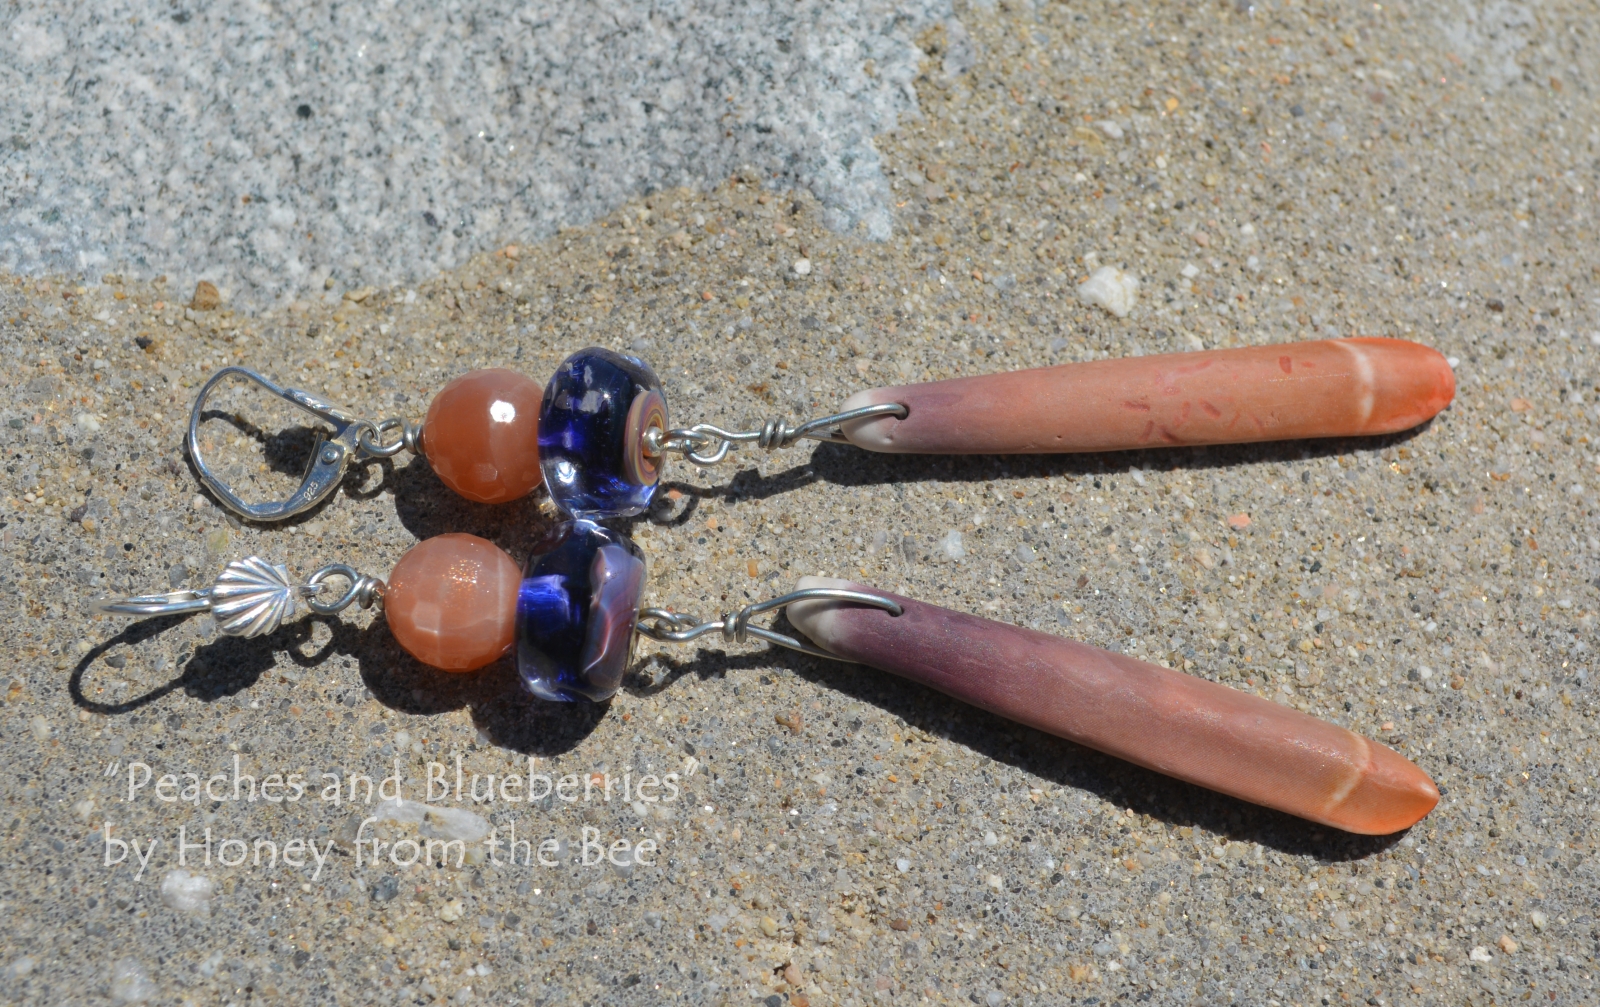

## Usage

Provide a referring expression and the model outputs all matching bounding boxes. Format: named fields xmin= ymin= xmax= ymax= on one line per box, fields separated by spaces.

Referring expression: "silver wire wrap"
xmin=303 ymin=564 xmax=388 ymax=616
xmin=93 ymin=557 xmax=385 ymax=638
xmin=188 ymin=366 xmax=419 ymax=521
xmin=641 ymin=402 xmax=907 ymax=466
xmin=634 ymin=587 xmax=902 ymax=661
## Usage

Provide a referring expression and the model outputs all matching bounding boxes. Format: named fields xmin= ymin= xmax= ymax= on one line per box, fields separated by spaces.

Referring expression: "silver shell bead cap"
xmin=209 ymin=557 xmax=297 ymax=637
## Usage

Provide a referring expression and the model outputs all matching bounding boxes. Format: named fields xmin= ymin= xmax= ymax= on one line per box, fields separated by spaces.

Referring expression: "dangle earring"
xmin=189 ymin=337 xmax=1454 ymax=522
xmin=94 ymin=528 xmax=1440 ymax=838
xmin=90 ymin=518 xmax=889 ymax=698
xmin=187 ymin=349 xmax=897 ymax=522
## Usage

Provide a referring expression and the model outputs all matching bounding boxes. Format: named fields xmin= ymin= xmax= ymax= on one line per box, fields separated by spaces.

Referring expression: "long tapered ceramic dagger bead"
xmin=837 ymin=337 xmax=1454 ymax=455
xmin=788 ymin=577 xmax=1439 ymax=835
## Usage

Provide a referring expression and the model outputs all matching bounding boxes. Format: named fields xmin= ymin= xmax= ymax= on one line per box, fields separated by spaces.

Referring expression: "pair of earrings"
xmin=171 ymin=345 xmax=904 ymax=700
xmin=100 ymin=337 xmax=1453 ymax=835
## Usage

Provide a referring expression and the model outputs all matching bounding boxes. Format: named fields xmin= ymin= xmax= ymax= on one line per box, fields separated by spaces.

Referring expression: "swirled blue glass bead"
xmin=515 ymin=519 xmax=646 ymax=703
xmin=538 ymin=348 xmax=667 ymax=518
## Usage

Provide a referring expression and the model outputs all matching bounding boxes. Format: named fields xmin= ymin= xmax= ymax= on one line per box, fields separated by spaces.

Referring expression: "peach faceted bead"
xmin=384 ymin=534 xmax=522 ymax=671
xmin=422 ymin=369 xmax=543 ymax=504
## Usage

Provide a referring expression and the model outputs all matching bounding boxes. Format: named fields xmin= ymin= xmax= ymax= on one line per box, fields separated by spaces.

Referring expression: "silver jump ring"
xmin=357 ymin=418 xmax=417 ymax=459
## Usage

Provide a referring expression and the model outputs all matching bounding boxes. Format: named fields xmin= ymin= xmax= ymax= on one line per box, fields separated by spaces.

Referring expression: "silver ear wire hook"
xmin=93 ymin=556 xmax=385 ymax=638
xmin=187 ymin=367 xmax=419 ymax=521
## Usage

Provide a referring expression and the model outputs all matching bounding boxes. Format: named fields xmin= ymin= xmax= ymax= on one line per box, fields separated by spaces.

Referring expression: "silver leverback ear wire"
xmin=634 ymin=587 xmax=901 ymax=660
xmin=93 ymin=556 xmax=385 ymax=638
xmin=187 ymin=367 xmax=420 ymax=521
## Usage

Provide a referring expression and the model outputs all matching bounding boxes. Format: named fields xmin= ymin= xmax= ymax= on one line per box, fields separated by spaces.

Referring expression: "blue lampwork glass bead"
xmin=515 ymin=519 xmax=647 ymax=703
xmin=538 ymin=347 xmax=668 ymax=518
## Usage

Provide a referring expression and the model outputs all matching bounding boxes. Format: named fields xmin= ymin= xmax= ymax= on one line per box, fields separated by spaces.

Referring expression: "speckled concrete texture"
xmin=3 ymin=1 xmax=1599 ymax=1005
xmin=1 ymin=0 xmax=957 ymax=304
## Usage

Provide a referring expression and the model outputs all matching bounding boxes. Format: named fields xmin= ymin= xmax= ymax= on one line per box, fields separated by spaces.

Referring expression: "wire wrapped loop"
xmin=641 ymin=403 xmax=906 ymax=466
xmin=634 ymin=587 xmax=900 ymax=660
xmin=303 ymin=564 xmax=386 ymax=615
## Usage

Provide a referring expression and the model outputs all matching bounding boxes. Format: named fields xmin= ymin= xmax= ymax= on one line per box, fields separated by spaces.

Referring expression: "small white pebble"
xmin=896 ymin=858 xmax=911 ymax=873
xmin=940 ymin=529 xmax=965 ymax=561
xmin=438 ymin=899 xmax=465 ymax=922
xmin=792 ymin=258 xmax=811 ymax=276
xmin=986 ymin=873 xmax=1003 ymax=891
xmin=160 ymin=869 xmax=215 ymax=912
xmin=1095 ymin=120 xmax=1124 ymax=140
xmin=191 ymin=494 xmax=210 ymax=510
xmin=372 ymin=798 xmax=490 ymax=842
xmin=1530 ymin=910 xmax=1548 ymax=931
xmin=109 ymin=958 xmax=156 ymax=1004
xmin=75 ymin=412 xmax=101 ymax=432
xmin=420 ymin=805 xmax=491 ymax=842
xmin=986 ymin=992 xmax=1004 ymax=1007
xmin=29 ymin=716 xmax=51 ymax=742
xmin=1077 ymin=266 xmax=1139 ymax=318
xmin=1447 ymin=356 xmax=1460 ymax=368
xmin=983 ymin=830 xmax=999 ymax=846
xmin=1469 ymin=946 xmax=1493 ymax=962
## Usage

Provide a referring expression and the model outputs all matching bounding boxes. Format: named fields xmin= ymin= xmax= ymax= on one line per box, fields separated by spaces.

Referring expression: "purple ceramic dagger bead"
xmin=788 ymin=577 xmax=1438 ymax=836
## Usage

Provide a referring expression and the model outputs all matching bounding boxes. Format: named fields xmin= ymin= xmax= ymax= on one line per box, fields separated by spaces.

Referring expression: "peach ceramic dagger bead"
xmin=789 ymin=577 xmax=1439 ymax=835
xmin=839 ymin=337 xmax=1455 ymax=455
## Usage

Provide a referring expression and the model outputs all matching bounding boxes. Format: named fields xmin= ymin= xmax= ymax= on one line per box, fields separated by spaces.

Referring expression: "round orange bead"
xmin=384 ymin=534 xmax=521 ymax=671
xmin=421 ymin=369 xmax=543 ymax=504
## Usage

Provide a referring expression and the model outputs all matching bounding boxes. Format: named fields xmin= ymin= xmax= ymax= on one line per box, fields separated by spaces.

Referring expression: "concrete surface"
xmin=1 ymin=0 xmax=1598 ymax=1005
xmin=1 ymin=0 xmax=956 ymax=303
